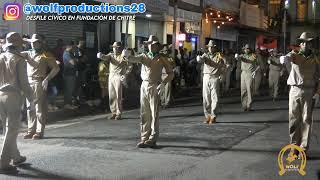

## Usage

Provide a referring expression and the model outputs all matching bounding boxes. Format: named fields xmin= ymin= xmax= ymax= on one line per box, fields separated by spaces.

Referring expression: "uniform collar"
xmin=298 ymin=50 xmax=314 ymax=59
xmin=31 ymin=48 xmax=43 ymax=55
xmin=147 ymin=52 xmax=159 ymax=59
xmin=208 ymin=51 xmax=220 ymax=56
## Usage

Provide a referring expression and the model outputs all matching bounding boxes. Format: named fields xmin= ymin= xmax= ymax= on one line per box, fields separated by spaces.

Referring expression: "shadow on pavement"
xmin=12 ymin=163 xmax=77 ymax=180
xmin=43 ymin=136 xmax=115 ymax=140
xmin=155 ymin=144 xmax=281 ymax=154
xmin=217 ymin=120 xmax=287 ymax=124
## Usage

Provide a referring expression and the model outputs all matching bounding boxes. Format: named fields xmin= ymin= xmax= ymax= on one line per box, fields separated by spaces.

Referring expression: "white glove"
xmin=235 ymin=53 xmax=239 ymax=59
xmin=28 ymin=101 xmax=36 ymax=112
xmin=122 ymin=49 xmax=130 ymax=58
xmin=252 ymin=71 xmax=256 ymax=78
xmin=313 ymin=93 xmax=320 ymax=107
xmin=196 ymin=55 xmax=201 ymax=62
xmin=280 ymin=70 xmax=284 ymax=77
xmin=267 ymin=60 xmax=271 ymax=64
xmin=97 ymin=52 xmax=103 ymax=59
xmin=120 ymin=75 xmax=126 ymax=82
xmin=157 ymin=83 xmax=165 ymax=95
xmin=280 ymin=56 xmax=288 ymax=64
xmin=42 ymin=79 xmax=48 ymax=90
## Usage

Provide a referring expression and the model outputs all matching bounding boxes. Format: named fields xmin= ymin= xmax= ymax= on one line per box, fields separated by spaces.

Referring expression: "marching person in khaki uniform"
xmin=254 ymin=48 xmax=267 ymax=96
xmin=268 ymin=49 xmax=282 ymax=101
xmin=160 ymin=45 xmax=175 ymax=108
xmin=97 ymin=42 xmax=132 ymax=120
xmin=124 ymin=35 xmax=173 ymax=148
xmin=21 ymin=34 xmax=60 ymax=140
xmin=235 ymin=54 xmax=241 ymax=89
xmin=280 ymin=32 xmax=320 ymax=155
xmin=235 ymin=44 xmax=258 ymax=111
xmin=0 ymin=32 xmax=35 ymax=174
xmin=197 ymin=40 xmax=227 ymax=124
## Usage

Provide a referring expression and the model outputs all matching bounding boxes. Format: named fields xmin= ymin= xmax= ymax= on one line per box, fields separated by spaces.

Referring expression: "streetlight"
xmin=145 ymin=13 xmax=152 ymax=36
xmin=312 ymin=0 xmax=316 ymax=24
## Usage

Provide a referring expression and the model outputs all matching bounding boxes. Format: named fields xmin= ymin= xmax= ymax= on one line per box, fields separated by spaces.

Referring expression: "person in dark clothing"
xmin=72 ymin=40 xmax=85 ymax=104
xmin=63 ymin=44 xmax=78 ymax=109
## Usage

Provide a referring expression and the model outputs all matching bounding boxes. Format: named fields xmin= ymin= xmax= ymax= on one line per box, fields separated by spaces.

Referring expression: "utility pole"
xmin=283 ymin=0 xmax=289 ymax=54
xmin=283 ymin=9 xmax=286 ymax=54
xmin=98 ymin=20 xmax=101 ymax=52
xmin=312 ymin=0 xmax=316 ymax=25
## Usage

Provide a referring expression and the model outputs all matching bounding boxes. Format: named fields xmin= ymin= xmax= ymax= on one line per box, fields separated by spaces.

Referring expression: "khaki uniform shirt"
xmin=25 ymin=50 xmax=59 ymax=83
xmin=0 ymin=51 xmax=33 ymax=101
xmin=199 ymin=52 xmax=227 ymax=75
xmin=269 ymin=55 xmax=282 ymax=71
xmin=257 ymin=53 xmax=267 ymax=72
xmin=286 ymin=51 xmax=320 ymax=88
xmin=240 ymin=53 xmax=258 ymax=73
xmin=102 ymin=53 xmax=132 ymax=75
xmin=128 ymin=53 xmax=173 ymax=84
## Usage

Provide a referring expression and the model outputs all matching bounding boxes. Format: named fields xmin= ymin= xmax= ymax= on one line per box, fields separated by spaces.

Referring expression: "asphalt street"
xmin=1 ymin=90 xmax=320 ymax=180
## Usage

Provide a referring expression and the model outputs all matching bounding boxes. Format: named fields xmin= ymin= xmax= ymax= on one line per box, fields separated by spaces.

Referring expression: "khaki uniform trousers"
xmin=108 ymin=73 xmax=123 ymax=116
xmin=254 ymin=69 xmax=262 ymax=95
xmin=0 ymin=91 xmax=23 ymax=169
xmin=241 ymin=71 xmax=254 ymax=109
xmin=203 ymin=74 xmax=220 ymax=119
xmin=289 ymin=86 xmax=313 ymax=150
xmin=268 ymin=70 xmax=280 ymax=99
xmin=160 ymin=73 xmax=172 ymax=106
xmin=140 ymin=81 xmax=160 ymax=143
xmin=27 ymin=81 xmax=47 ymax=134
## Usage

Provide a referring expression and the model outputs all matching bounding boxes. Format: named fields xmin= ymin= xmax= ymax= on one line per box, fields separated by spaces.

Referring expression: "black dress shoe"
xmin=144 ymin=140 xmax=157 ymax=148
xmin=0 ymin=165 xmax=18 ymax=174
xmin=23 ymin=132 xmax=34 ymax=139
xmin=136 ymin=141 xmax=147 ymax=148
xmin=12 ymin=156 xmax=26 ymax=166
xmin=109 ymin=114 xmax=116 ymax=120
xmin=32 ymin=133 xmax=43 ymax=140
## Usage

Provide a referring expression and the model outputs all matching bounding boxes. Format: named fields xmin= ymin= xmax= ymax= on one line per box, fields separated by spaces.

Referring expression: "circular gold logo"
xmin=278 ymin=144 xmax=306 ymax=176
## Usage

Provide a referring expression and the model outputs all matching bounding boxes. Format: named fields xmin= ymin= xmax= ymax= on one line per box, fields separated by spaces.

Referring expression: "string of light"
xmin=204 ymin=8 xmax=236 ymax=29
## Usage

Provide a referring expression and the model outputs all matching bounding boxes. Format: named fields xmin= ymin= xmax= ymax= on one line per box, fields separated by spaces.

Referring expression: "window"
xmin=269 ymin=0 xmax=281 ymax=18
xmin=296 ymin=0 xmax=308 ymax=22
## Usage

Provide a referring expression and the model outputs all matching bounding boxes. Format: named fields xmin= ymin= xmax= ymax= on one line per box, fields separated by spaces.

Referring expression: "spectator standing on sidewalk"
xmin=98 ymin=60 xmax=109 ymax=112
xmin=63 ymin=43 xmax=79 ymax=110
xmin=53 ymin=39 xmax=65 ymax=92
xmin=74 ymin=39 xmax=89 ymax=106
